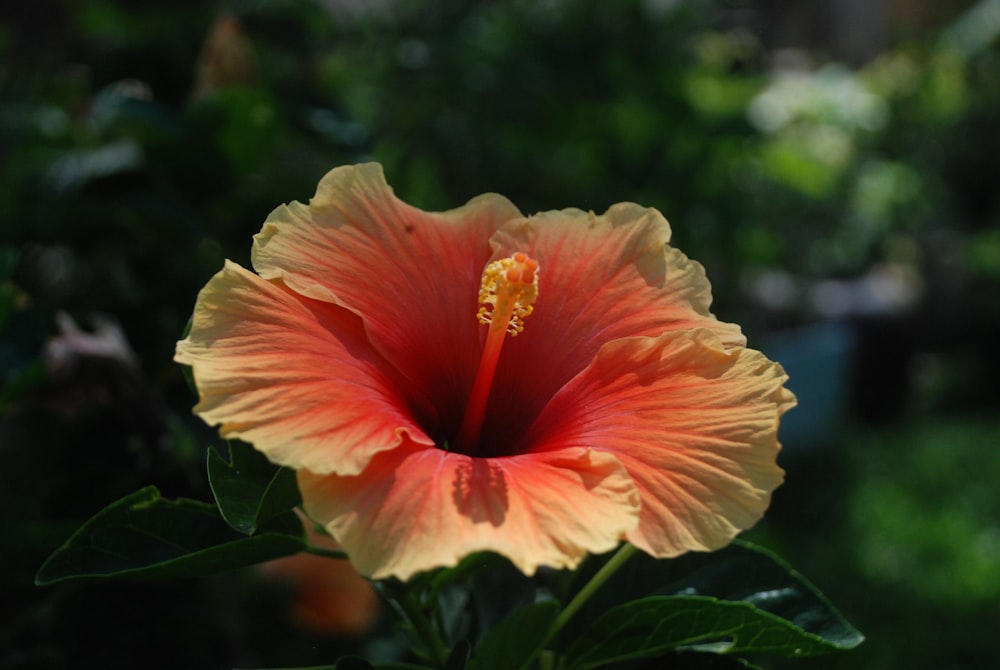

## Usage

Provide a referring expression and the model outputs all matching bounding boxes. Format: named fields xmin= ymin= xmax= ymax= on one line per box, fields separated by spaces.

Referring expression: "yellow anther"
xmin=476 ymin=252 xmax=540 ymax=336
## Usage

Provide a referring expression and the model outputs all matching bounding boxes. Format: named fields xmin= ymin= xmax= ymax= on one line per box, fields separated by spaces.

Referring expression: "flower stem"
xmin=537 ymin=543 xmax=638 ymax=660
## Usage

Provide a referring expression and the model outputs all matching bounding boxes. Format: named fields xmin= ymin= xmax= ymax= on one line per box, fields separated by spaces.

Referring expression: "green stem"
xmin=536 ymin=543 xmax=638 ymax=662
xmin=301 ymin=544 xmax=348 ymax=560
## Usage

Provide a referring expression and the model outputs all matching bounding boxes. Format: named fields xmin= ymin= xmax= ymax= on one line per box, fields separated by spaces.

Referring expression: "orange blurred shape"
xmin=260 ymin=521 xmax=379 ymax=637
xmin=194 ymin=14 xmax=256 ymax=95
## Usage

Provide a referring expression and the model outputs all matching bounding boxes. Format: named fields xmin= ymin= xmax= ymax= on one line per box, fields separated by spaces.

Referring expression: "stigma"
xmin=477 ymin=252 xmax=540 ymax=336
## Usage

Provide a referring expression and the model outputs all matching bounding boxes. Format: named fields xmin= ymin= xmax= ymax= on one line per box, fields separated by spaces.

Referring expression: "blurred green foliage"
xmin=2 ymin=0 xmax=999 ymax=668
xmin=750 ymin=413 xmax=1000 ymax=670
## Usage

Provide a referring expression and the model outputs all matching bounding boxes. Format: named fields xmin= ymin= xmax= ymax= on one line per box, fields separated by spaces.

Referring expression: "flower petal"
xmin=297 ymin=443 xmax=641 ymax=580
xmin=251 ymin=163 xmax=524 ymax=435
xmin=481 ymin=205 xmax=746 ymax=447
xmin=523 ymin=329 xmax=794 ymax=557
xmin=175 ymin=260 xmax=432 ymax=476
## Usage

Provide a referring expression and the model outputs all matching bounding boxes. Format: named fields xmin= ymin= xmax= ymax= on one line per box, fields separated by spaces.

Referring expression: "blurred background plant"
xmin=1 ymin=0 xmax=998 ymax=668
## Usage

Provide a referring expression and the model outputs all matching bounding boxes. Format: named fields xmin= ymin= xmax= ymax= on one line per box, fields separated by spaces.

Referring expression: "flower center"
xmin=454 ymin=252 xmax=539 ymax=455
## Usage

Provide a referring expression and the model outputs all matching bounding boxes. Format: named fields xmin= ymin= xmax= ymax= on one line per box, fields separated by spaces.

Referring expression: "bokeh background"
xmin=2 ymin=0 xmax=999 ymax=668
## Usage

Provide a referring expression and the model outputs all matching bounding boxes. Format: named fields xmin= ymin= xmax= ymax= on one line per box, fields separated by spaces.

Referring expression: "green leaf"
xmin=236 ymin=653 xmax=756 ymax=670
xmin=413 ymin=551 xmax=536 ymax=646
xmin=332 ymin=659 xmax=374 ymax=670
xmin=471 ymin=600 xmax=560 ymax=670
xmin=445 ymin=640 xmax=471 ymax=670
xmin=597 ymin=652 xmax=763 ymax=669
xmin=36 ymin=486 xmax=304 ymax=585
xmin=565 ymin=594 xmax=850 ymax=668
xmin=208 ymin=440 xmax=302 ymax=535
xmin=675 ymin=541 xmax=863 ymax=650
xmin=563 ymin=541 xmax=863 ymax=668
xmin=236 ymin=661 xmax=437 ymax=670
xmin=234 ymin=659 xmax=379 ymax=670
xmin=679 ymin=654 xmax=764 ymax=669
xmin=426 ymin=552 xmax=510 ymax=603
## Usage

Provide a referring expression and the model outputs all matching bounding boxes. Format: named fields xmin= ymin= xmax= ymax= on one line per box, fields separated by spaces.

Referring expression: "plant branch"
xmin=534 ymin=543 xmax=638 ymax=662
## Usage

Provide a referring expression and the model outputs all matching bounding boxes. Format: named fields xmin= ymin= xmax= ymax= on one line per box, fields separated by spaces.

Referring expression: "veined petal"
xmin=297 ymin=443 xmax=641 ymax=580
xmin=251 ymin=163 xmax=524 ymax=433
xmin=524 ymin=329 xmax=794 ymax=557
xmin=175 ymin=260 xmax=432 ymax=476
xmin=481 ymin=205 xmax=745 ymax=447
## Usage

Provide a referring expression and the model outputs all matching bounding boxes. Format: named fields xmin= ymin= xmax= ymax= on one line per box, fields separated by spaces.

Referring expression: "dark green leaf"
xmin=471 ymin=600 xmax=560 ymax=670
xmin=180 ymin=361 xmax=196 ymax=395
xmin=445 ymin=640 xmax=471 ymax=670
xmin=236 ymin=661 xmax=437 ymax=670
xmin=0 ymin=246 xmax=20 ymax=332
xmin=685 ymin=653 xmax=764 ymax=669
xmin=0 ymin=359 xmax=46 ymax=409
xmin=678 ymin=542 xmax=863 ymax=650
xmin=424 ymin=552 xmax=512 ymax=603
xmin=208 ymin=440 xmax=302 ymax=535
xmin=36 ymin=486 xmax=304 ymax=584
xmin=0 ymin=245 xmax=17 ymax=281
xmin=647 ymin=652 xmax=765 ymax=669
xmin=466 ymin=554 xmax=537 ymax=641
xmin=333 ymin=659 xmax=375 ymax=670
xmin=566 ymin=594 xmax=852 ymax=668
xmin=416 ymin=552 xmax=535 ymax=645
xmin=568 ymin=541 xmax=863 ymax=655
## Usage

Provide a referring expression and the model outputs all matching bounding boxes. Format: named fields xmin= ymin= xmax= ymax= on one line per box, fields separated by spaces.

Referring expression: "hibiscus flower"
xmin=175 ymin=163 xmax=794 ymax=581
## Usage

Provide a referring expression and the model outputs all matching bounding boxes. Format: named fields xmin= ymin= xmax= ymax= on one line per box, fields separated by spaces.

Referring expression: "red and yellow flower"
xmin=176 ymin=163 xmax=794 ymax=581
